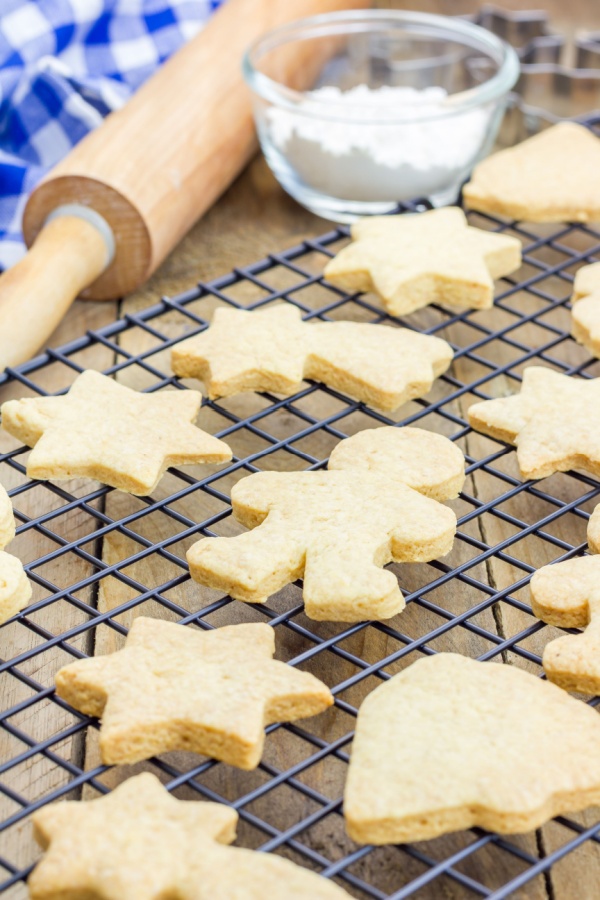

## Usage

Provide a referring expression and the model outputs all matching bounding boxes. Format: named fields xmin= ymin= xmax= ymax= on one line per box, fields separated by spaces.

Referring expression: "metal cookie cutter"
xmin=468 ymin=4 xmax=563 ymax=64
xmin=465 ymin=5 xmax=600 ymax=143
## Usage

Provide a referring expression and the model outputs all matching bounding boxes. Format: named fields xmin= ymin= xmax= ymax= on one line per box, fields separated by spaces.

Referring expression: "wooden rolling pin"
xmin=0 ymin=0 xmax=367 ymax=369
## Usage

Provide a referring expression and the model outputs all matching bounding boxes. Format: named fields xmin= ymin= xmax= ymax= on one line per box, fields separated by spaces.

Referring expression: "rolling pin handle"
xmin=45 ymin=205 xmax=116 ymax=267
xmin=0 ymin=209 xmax=112 ymax=372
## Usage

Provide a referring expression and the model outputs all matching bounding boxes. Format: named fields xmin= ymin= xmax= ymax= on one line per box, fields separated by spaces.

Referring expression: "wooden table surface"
xmin=2 ymin=2 xmax=600 ymax=899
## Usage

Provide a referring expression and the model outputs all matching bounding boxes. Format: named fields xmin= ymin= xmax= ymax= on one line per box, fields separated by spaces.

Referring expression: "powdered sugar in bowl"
xmin=243 ymin=10 xmax=519 ymax=222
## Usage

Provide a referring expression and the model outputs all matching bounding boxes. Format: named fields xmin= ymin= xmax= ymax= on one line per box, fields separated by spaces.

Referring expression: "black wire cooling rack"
xmin=2 ymin=197 xmax=600 ymax=900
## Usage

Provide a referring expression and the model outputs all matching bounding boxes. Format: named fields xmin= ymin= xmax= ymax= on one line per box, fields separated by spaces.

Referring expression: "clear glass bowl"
xmin=243 ymin=10 xmax=519 ymax=222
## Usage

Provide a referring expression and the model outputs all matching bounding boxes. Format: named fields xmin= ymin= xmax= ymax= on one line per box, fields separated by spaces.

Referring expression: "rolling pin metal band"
xmin=23 ymin=174 xmax=152 ymax=300
xmin=45 ymin=204 xmax=115 ymax=269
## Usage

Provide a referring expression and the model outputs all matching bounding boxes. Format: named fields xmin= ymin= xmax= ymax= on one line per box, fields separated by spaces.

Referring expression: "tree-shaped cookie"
xmin=468 ymin=366 xmax=600 ymax=480
xmin=323 ymin=207 xmax=521 ymax=316
xmin=531 ymin=553 xmax=600 ymax=694
xmin=1 ymin=370 xmax=232 ymax=495
xmin=188 ymin=427 xmax=465 ymax=622
xmin=55 ymin=618 xmax=332 ymax=768
xmin=344 ymin=653 xmax=600 ymax=845
xmin=171 ymin=305 xmax=454 ymax=412
xmin=464 ymin=122 xmax=600 ymax=222
xmin=569 ymin=261 xmax=600 ymax=358
xmin=0 ymin=482 xmax=31 ymax=625
xmin=29 ymin=772 xmax=349 ymax=899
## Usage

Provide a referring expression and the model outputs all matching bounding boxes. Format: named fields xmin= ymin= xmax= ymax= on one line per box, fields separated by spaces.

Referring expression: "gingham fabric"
xmin=0 ymin=0 xmax=224 ymax=269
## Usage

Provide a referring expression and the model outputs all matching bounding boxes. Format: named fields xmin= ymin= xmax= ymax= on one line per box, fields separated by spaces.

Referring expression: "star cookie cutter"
xmin=464 ymin=6 xmax=600 ymax=142
xmin=467 ymin=5 xmax=563 ymax=64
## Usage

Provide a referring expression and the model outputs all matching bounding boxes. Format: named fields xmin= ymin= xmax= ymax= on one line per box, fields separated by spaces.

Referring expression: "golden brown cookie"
xmin=55 ymin=618 xmax=333 ymax=768
xmin=1 ymin=370 xmax=232 ymax=495
xmin=188 ymin=427 xmax=465 ymax=622
xmin=344 ymin=653 xmax=600 ymax=844
xmin=323 ymin=207 xmax=521 ymax=316
xmin=0 ymin=483 xmax=30 ymax=625
xmin=531 ymin=554 xmax=600 ymax=694
xmin=0 ymin=549 xmax=32 ymax=625
xmin=0 ymin=482 xmax=15 ymax=549
xmin=570 ymin=262 xmax=600 ymax=358
xmin=468 ymin=366 xmax=600 ymax=480
xmin=171 ymin=304 xmax=454 ymax=412
xmin=589 ymin=503 xmax=600 ymax=554
xmin=464 ymin=122 xmax=600 ymax=222
xmin=29 ymin=772 xmax=349 ymax=899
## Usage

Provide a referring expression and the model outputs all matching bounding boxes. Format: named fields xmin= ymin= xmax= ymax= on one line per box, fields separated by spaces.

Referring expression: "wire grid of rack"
xmin=2 ymin=193 xmax=600 ymax=900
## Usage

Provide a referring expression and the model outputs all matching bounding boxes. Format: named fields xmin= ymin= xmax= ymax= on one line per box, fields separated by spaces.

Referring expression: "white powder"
xmin=264 ymin=84 xmax=492 ymax=203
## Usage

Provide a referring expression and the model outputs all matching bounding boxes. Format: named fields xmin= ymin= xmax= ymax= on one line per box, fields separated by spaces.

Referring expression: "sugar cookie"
xmin=0 ymin=482 xmax=15 ymax=548
xmin=29 ymin=772 xmax=349 ymax=899
xmin=323 ymin=207 xmax=521 ymax=316
xmin=570 ymin=262 xmax=600 ymax=358
xmin=589 ymin=503 xmax=600 ymax=554
xmin=345 ymin=653 xmax=600 ymax=844
xmin=0 ymin=550 xmax=31 ymax=626
xmin=531 ymin=554 xmax=600 ymax=694
xmin=172 ymin=304 xmax=453 ymax=412
xmin=468 ymin=366 xmax=600 ymax=480
xmin=188 ymin=427 xmax=465 ymax=622
xmin=1 ymin=370 xmax=232 ymax=495
xmin=464 ymin=122 xmax=600 ymax=222
xmin=56 ymin=618 xmax=332 ymax=768
xmin=0 ymin=483 xmax=30 ymax=625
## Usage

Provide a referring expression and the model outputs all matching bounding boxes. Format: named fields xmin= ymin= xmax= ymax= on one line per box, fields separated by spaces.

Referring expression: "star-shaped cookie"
xmin=188 ymin=427 xmax=465 ymax=622
xmin=531 ymin=554 xmax=600 ymax=694
xmin=570 ymin=261 xmax=600 ymax=358
xmin=0 ymin=482 xmax=31 ymax=625
xmin=323 ymin=207 xmax=521 ymax=316
xmin=344 ymin=653 xmax=600 ymax=845
xmin=171 ymin=305 xmax=453 ymax=411
xmin=29 ymin=772 xmax=349 ymax=900
xmin=55 ymin=618 xmax=333 ymax=768
xmin=468 ymin=366 xmax=600 ymax=480
xmin=0 ymin=370 xmax=232 ymax=495
xmin=464 ymin=122 xmax=600 ymax=222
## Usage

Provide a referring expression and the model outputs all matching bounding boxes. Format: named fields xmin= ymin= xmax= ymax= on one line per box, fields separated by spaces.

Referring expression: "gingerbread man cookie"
xmin=188 ymin=427 xmax=465 ymax=622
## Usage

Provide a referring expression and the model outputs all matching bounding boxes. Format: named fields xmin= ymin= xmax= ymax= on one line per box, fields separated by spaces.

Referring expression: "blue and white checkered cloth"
xmin=0 ymin=0 xmax=224 ymax=269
